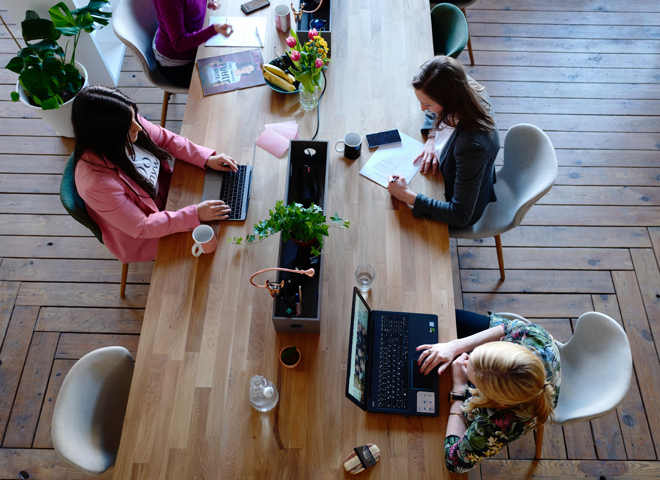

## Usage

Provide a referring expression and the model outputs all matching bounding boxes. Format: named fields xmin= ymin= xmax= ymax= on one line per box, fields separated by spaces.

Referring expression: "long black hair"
xmin=412 ymin=56 xmax=495 ymax=133
xmin=72 ymin=86 xmax=171 ymax=200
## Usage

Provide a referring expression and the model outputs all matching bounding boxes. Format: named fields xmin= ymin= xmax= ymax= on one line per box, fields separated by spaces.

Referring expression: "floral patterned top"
xmin=444 ymin=314 xmax=561 ymax=473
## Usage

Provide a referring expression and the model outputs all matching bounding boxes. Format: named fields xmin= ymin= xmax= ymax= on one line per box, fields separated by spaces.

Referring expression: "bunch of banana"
xmin=262 ymin=64 xmax=296 ymax=92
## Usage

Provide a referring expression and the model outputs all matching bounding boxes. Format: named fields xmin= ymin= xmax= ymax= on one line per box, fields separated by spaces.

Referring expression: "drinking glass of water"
xmin=355 ymin=264 xmax=375 ymax=293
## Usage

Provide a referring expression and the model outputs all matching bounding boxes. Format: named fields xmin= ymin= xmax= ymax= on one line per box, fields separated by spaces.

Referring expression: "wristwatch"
xmin=449 ymin=391 xmax=466 ymax=402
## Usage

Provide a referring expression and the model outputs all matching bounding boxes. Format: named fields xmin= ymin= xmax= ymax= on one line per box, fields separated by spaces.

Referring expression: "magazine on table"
xmin=197 ymin=49 xmax=266 ymax=96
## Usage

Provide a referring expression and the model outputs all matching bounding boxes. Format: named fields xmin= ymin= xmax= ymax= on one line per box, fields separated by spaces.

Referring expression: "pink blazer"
xmin=75 ymin=116 xmax=214 ymax=264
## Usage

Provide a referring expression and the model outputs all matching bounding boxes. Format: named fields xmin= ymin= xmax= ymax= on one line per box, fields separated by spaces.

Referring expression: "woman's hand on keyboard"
xmin=206 ymin=153 xmax=238 ymax=173
xmin=416 ymin=341 xmax=461 ymax=376
xmin=197 ymin=200 xmax=231 ymax=221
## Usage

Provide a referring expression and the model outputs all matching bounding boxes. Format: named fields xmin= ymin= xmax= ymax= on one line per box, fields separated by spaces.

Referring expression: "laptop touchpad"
xmin=411 ymin=359 xmax=435 ymax=390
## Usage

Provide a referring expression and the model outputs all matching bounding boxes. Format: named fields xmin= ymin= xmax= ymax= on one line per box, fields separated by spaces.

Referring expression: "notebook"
xmin=345 ymin=287 xmax=440 ymax=416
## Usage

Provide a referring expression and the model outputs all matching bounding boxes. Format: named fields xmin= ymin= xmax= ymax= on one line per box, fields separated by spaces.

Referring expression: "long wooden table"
xmin=113 ymin=1 xmax=457 ymax=478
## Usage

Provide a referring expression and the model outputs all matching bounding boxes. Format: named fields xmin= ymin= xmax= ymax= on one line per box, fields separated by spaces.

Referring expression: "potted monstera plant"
xmin=5 ymin=0 xmax=112 ymax=137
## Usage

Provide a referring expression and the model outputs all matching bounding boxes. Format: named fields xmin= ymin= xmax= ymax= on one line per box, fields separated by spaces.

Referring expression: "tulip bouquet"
xmin=285 ymin=29 xmax=330 ymax=100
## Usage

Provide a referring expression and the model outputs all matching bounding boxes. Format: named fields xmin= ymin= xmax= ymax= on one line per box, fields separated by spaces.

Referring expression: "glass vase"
xmin=299 ymin=75 xmax=324 ymax=111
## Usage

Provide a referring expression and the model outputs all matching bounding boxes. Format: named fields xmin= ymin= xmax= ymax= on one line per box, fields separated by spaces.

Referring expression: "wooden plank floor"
xmin=2 ymin=1 xmax=660 ymax=478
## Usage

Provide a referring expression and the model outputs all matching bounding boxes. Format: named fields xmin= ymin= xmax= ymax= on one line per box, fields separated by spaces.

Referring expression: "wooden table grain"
xmin=112 ymin=1 xmax=457 ymax=478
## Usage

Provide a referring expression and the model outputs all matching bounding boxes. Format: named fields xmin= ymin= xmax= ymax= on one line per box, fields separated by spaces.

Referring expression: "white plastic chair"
xmin=450 ymin=124 xmax=558 ymax=280
xmin=112 ymin=0 xmax=188 ymax=126
xmin=52 ymin=347 xmax=134 ymax=475
xmin=495 ymin=311 xmax=633 ymax=459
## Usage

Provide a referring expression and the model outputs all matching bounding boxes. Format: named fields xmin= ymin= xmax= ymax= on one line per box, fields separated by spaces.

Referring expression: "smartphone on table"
xmin=366 ymin=129 xmax=402 ymax=148
xmin=241 ymin=0 xmax=270 ymax=14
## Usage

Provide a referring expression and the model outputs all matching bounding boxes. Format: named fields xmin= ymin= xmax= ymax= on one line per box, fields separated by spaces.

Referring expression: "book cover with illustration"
xmin=197 ymin=49 xmax=265 ymax=96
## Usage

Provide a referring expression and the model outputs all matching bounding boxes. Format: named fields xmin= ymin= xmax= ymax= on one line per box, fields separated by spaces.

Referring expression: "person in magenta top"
xmin=72 ymin=86 xmax=238 ymax=264
xmin=152 ymin=0 xmax=231 ymax=88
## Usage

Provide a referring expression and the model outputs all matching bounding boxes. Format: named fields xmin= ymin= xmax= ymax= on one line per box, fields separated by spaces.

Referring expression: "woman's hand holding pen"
xmin=214 ymin=22 xmax=233 ymax=37
xmin=387 ymin=175 xmax=417 ymax=206
xmin=206 ymin=153 xmax=238 ymax=172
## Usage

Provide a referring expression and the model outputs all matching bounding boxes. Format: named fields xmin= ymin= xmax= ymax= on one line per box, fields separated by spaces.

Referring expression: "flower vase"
xmin=299 ymin=75 xmax=324 ymax=111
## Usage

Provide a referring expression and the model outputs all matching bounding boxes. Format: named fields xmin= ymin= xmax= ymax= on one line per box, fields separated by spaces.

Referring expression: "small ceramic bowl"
xmin=264 ymin=58 xmax=300 ymax=94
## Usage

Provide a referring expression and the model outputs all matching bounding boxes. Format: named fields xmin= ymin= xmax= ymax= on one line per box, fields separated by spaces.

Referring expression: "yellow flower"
xmin=318 ymin=48 xmax=324 ymax=54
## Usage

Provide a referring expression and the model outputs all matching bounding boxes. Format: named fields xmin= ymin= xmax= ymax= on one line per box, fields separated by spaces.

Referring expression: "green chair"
xmin=60 ymin=154 xmax=129 ymax=297
xmin=442 ymin=0 xmax=477 ymax=65
xmin=431 ymin=3 xmax=470 ymax=60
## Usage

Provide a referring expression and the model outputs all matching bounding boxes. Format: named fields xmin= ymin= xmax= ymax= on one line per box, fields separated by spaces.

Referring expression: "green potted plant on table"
xmin=229 ymin=200 xmax=350 ymax=257
xmin=5 ymin=0 xmax=112 ymax=137
xmin=279 ymin=345 xmax=301 ymax=368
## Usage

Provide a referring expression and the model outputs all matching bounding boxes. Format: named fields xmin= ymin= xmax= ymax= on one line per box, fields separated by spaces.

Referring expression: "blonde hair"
xmin=463 ymin=342 xmax=555 ymax=425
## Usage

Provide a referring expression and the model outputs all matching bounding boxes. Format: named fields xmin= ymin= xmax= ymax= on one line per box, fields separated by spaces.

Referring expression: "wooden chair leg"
xmin=120 ymin=263 xmax=129 ymax=299
xmin=461 ymin=8 xmax=475 ymax=65
xmin=494 ymin=235 xmax=505 ymax=280
xmin=160 ymin=91 xmax=171 ymax=127
xmin=534 ymin=425 xmax=544 ymax=459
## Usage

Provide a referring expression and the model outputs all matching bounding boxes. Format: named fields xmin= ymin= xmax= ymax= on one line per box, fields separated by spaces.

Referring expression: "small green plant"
xmin=281 ymin=346 xmax=299 ymax=361
xmin=228 ymin=200 xmax=350 ymax=257
xmin=5 ymin=0 xmax=111 ymax=110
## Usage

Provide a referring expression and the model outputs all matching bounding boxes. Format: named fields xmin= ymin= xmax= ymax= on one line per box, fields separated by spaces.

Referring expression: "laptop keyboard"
xmin=377 ymin=314 xmax=409 ymax=410
xmin=219 ymin=165 xmax=249 ymax=220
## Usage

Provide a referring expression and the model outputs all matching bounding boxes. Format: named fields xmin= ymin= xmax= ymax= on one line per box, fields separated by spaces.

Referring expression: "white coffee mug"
xmin=192 ymin=225 xmax=217 ymax=257
xmin=275 ymin=4 xmax=291 ymax=32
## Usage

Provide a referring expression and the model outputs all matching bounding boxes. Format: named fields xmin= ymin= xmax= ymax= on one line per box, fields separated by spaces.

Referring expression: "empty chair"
xmin=60 ymin=154 xmax=129 ymax=297
xmin=494 ymin=311 xmax=632 ymax=460
xmin=112 ymin=0 xmax=188 ymax=127
xmin=52 ymin=346 xmax=135 ymax=475
xmin=450 ymin=124 xmax=558 ymax=279
xmin=431 ymin=3 xmax=469 ymax=59
xmin=442 ymin=0 xmax=477 ymax=65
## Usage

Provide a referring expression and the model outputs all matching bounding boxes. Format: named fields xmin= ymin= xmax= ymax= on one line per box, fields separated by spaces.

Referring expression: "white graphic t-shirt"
xmin=129 ymin=145 xmax=160 ymax=192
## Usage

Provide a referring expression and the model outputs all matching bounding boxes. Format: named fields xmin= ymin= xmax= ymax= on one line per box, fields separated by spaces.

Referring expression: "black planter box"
xmin=272 ymin=140 xmax=329 ymax=334
xmin=295 ymin=0 xmax=332 ymax=56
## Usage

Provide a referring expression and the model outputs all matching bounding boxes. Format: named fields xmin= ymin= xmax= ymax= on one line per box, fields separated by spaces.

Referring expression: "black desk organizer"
xmin=272 ymin=140 xmax=329 ymax=334
xmin=295 ymin=0 xmax=332 ymax=56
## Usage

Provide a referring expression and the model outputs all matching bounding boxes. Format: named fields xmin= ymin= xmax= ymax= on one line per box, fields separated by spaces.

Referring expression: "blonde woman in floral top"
xmin=416 ymin=311 xmax=561 ymax=474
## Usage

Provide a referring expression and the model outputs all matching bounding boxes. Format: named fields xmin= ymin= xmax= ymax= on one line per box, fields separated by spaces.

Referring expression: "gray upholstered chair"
xmin=495 ymin=311 xmax=633 ymax=459
xmin=450 ymin=124 xmax=558 ymax=280
xmin=52 ymin=347 xmax=135 ymax=475
xmin=443 ymin=0 xmax=477 ymax=65
xmin=112 ymin=0 xmax=188 ymax=126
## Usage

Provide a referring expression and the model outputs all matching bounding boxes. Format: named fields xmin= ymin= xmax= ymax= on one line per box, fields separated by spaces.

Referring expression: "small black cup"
xmin=335 ymin=132 xmax=362 ymax=160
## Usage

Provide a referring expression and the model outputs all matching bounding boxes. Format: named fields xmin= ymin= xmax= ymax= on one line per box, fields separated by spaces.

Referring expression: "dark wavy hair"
xmin=412 ymin=56 xmax=495 ymax=133
xmin=72 ymin=85 xmax=171 ymax=200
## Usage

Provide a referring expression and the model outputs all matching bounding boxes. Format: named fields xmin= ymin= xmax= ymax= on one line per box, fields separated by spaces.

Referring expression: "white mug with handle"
xmin=192 ymin=225 xmax=218 ymax=257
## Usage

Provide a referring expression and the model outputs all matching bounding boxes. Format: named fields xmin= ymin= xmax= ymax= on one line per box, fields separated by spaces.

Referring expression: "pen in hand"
xmin=390 ymin=175 xmax=399 ymax=184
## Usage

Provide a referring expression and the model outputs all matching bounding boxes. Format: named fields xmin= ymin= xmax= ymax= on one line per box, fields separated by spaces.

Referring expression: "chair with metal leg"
xmin=60 ymin=154 xmax=129 ymax=298
xmin=112 ymin=0 xmax=188 ymax=127
xmin=449 ymin=124 xmax=558 ymax=280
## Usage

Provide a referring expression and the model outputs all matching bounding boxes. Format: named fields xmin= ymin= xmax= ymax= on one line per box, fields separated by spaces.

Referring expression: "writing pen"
xmin=255 ymin=27 xmax=263 ymax=48
xmin=390 ymin=175 xmax=399 ymax=183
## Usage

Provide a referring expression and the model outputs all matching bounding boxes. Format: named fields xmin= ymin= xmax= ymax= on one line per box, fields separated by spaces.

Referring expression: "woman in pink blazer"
xmin=72 ymin=86 xmax=236 ymax=264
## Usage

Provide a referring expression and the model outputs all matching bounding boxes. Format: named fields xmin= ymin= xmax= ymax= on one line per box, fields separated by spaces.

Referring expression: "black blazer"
xmin=413 ymin=94 xmax=500 ymax=227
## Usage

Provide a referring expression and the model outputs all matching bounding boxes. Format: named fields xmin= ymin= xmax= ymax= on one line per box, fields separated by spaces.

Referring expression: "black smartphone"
xmin=241 ymin=0 xmax=270 ymax=14
xmin=365 ymin=129 xmax=402 ymax=148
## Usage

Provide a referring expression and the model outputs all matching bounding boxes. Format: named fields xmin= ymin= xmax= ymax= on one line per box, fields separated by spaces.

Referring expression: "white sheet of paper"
xmin=359 ymin=132 xmax=425 ymax=188
xmin=206 ymin=17 xmax=266 ymax=47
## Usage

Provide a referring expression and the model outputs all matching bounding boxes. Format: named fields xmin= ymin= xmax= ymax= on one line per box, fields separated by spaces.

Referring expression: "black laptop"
xmin=345 ymin=287 xmax=440 ymax=416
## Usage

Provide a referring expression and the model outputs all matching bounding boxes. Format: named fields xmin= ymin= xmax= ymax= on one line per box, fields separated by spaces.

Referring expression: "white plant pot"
xmin=16 ymin=61 xmax=89 ymax=138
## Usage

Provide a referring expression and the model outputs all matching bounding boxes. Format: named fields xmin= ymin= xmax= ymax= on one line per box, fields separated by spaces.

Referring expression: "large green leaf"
xmin=5 ymin=57 xmax=24 ymax=75
xmin=63 ymin=62 xmax=83 ymax=94
xmin=72 ymin=0 xmax=111 ymax=31
xmin=22 ymin=16 xmax=61 ymax=43
xmin=27 ymin=39 xmax=63 ymax=56
xmin=48 ymin=3 xmax=76 ymax=31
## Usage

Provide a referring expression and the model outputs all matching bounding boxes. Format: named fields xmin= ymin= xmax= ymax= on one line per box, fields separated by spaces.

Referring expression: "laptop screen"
xmin=347 ymin=289 xmax=370 ymax=406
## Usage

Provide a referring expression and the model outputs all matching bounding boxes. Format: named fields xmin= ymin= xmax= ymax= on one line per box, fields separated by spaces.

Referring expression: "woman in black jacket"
xmin=387 ymin=56 xmax=500 ymax=227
